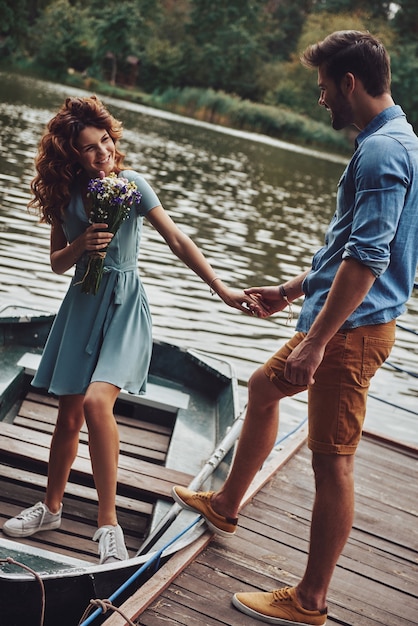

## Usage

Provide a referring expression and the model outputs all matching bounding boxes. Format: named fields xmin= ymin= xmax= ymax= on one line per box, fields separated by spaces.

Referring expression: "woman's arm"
xmin=145 ymin=205 xmax=255 ymax=314
xmin=50 ymin=220 xmax=114 ymax=275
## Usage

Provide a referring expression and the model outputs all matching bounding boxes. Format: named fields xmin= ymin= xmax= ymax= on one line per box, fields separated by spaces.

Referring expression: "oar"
xmin=136 ymin=409 xmax=245 ymax=556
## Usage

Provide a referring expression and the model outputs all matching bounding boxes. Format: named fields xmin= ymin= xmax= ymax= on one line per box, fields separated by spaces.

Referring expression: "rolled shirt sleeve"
xmin=342 ymin=134 xmax=410 ymax=277
xmin=297 ymin=106 xmax=418 ymax=332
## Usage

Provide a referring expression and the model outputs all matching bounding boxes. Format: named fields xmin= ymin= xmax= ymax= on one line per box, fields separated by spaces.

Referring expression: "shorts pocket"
xmin=361 ymin=335 xmax=395 ymax=382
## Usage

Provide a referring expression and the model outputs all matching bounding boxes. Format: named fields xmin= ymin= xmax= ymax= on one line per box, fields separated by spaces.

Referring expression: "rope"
xmin=0 ymin=557 xmax=45 ymax=626
xmin=368 ymin=392 xmax=418 ymax=416
xmin=385 ymin=359 xmax=418 ymax=379
xmin=396 ymin=321 xmax=418 ymax=336
xmin=77 ymin=599 xmax=135 ymax=626
xmin=274 ymin=416 xmax=308 ymax=448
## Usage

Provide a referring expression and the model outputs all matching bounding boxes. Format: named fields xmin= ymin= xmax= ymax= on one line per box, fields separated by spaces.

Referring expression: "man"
xmin=172 ymin=31 xmax=418 ymax=625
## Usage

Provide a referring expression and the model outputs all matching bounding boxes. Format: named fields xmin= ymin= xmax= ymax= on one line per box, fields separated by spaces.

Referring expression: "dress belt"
xmin=83 ymin=260 xmax=138 ymax=356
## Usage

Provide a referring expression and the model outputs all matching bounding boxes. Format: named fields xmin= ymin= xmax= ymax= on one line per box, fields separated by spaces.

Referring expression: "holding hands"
xmin=209 ymin=279 xmax=264 ymax=315
xmin=241 ymin=271 xmax=309 ymax=319
xmin=243 ymin=285 xmax=290 ymax=319
xmin=213 ymin=283 xmax=293 ymax=319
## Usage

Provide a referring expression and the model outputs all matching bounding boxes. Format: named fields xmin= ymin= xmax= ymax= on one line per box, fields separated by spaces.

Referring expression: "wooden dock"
xmin=106 ymin=430 xmax=418 ymax=626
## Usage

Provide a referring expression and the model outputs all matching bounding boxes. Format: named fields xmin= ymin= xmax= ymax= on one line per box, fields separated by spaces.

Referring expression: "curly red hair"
xmin=28 ymin=95 xmax=126 ymax=224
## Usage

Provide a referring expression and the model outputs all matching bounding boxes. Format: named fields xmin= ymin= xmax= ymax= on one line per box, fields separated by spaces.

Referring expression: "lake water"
xmin=0 ymin=72 xmax=417 ymax=445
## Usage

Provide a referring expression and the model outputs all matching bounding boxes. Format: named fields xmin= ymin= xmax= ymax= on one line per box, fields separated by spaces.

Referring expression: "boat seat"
xmin=18 ymin=352 xmax=190 ymax=414
xmin=0 ymin=421 xmax=193 ymax=500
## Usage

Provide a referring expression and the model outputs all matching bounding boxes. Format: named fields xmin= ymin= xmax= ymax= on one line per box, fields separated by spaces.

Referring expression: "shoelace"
xmin=272 ymin=587 xmax=293 ymax=603
xmin=18 ymin=505 xmax=45 ymax=521
xmin=271 ymin=588 xmax=327 ymax=616
xmin=98 ymin=528 xmax=118 ymax=558
xmin=193 ymin=491 xmax=238 ymax=523
xmin=195 ymin=491 xmax=213 ymax=502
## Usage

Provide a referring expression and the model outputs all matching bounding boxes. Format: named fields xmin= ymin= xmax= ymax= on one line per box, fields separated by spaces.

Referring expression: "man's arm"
xmin=285 ymin=258 xmax=376 ymax=386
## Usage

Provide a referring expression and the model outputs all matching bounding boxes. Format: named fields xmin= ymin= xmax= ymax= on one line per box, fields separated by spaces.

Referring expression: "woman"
xmin=2 ymin=95 xmax=254 ymax=564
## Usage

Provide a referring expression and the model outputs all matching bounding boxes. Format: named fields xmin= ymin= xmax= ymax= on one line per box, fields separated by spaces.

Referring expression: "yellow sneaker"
xmin=172 ymin=487 xmax=238 ymax=537
xmin=232 ymin=587 xmax=327 ymax=625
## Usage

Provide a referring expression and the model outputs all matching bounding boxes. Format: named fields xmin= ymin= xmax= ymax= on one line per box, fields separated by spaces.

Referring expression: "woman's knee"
xmin=83 ymin=394 xmax=107 ymax=425
xmin=56 ymin=395 xmax=85 ymax=434
xmin=83 ymin=383 xmax=119 ymax=428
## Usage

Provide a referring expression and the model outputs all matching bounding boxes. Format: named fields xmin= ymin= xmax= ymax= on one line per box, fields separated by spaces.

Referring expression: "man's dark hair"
xmin=301 ymin=30 xmax=391 ymax=96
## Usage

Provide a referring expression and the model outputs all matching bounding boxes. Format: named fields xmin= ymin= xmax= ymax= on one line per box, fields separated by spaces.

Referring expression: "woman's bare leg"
xmin=45 ymin=394 xmax=85 ymax=513
xmin=83 ymin=381 xmax=120 ymax=527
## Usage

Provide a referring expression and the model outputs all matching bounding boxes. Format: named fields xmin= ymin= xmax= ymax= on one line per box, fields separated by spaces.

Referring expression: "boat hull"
xmin=0 ymin=308 xmax=240 ymax=625
xmin=0 ymin=554 xmax=166 ymax=626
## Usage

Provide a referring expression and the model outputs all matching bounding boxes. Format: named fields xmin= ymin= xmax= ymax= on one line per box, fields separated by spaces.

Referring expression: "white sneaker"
xmin=2 ymin=502 xmax=62 ymax=538
xmin=93 ymin=524 xmax=128 ymax=564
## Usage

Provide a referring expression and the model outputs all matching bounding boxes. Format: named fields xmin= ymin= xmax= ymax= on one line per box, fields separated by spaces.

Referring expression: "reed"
xmin=57 ymin=72 xmax=353 ymax=154
xmin=147 ymin=87 xmax=351 ymax=154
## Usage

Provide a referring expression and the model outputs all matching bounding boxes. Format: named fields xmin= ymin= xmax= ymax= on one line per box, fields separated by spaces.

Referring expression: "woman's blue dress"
xmin=32 ymin=170 xmax=160 ymax=396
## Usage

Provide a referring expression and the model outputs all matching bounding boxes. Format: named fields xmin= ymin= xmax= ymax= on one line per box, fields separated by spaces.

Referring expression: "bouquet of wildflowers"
xmin=79 ymin=172 xmax=142 ymax=295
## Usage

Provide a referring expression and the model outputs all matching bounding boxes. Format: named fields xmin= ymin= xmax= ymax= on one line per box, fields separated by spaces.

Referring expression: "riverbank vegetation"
xmin=2 ymin=0 xmax=417 ymax=154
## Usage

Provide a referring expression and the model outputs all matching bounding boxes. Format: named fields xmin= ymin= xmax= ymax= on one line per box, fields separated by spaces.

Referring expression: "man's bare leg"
xmin=296 ymin=453 xmax=355 ymax=611
xmin=211 ymin=366 xmax=286 ymax=518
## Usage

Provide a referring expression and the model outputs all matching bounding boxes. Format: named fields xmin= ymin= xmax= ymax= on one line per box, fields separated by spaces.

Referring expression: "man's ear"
xmin=340 ymin=72 xmax=355 ymax=96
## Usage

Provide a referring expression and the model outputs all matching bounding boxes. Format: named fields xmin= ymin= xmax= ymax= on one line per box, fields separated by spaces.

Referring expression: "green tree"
xmin=134 ymin=0 xmax=189 ymax=91
xmin=390 ymin=1 xmax=418 ymax=131
xmin=30 ymin=0 xmax=93 ymax=78
xmin=93 ymin=1 xmax=144 ymax=85
xmin=313 ymin=0 xmax=392 ymax=19
xmin=26 ymin=0 xmax=55 ymax=22
xmin=183 ymin=0 xmax=265 ymax=99
xmin=263 ymin=0 xmax=313 ymax=61
xmin=392 ymin=0 xmax=418 ymax=43
xmin=390 ymin=43 xmax=418 ymax=131
xmin=0 ymin=0 xmax=29 ymax=57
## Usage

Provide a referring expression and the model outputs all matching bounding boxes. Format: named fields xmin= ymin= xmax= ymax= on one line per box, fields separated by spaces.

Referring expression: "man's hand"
xmin=284 ymin=337 xmax=325 ymax=386
xmin=244 ymin=286 xmax=286 ymax=318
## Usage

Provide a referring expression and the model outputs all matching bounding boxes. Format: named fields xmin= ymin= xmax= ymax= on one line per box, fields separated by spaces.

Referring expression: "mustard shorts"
xmin=263 ymin=321 xmax=396 ymax=455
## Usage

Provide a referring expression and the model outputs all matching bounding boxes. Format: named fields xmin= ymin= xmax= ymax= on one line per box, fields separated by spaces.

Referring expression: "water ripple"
xmin=0 ymin=72 xmax=417 ymax=443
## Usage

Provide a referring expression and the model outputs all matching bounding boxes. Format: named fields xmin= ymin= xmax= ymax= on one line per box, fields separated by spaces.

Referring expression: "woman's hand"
xmin=214 ymin=285 xmax=268 ymax=316
xmin=82 ymin=223 xmax=114 ymax=252
xmin=244 ymin=286 xmax=286 ymax=318
xmin=50 ymin=222 xmax=114 ymax=274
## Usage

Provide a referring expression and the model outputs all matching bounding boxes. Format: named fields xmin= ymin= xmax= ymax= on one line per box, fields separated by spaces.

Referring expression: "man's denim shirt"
xmin=297 ymin=105 xmax=418 ymax=332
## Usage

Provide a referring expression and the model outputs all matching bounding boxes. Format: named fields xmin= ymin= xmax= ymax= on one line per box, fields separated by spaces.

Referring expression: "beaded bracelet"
xmin=279 ymin=285 xmax=293 ymax=325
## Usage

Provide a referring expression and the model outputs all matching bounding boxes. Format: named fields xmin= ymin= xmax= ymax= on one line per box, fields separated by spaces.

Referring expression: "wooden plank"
xmin=14 ymin=412 xmax=168 ymax=464
xmin=0 ymin=463 xmax=153 ymax=517
xmin=0 ymin=419 xmax=189 ymax=485
xmin=17 ymin=394 xmax=171 ymax=463
xmin=153 ymin=551 xmax=415 ymax=626
xmin=25 ymin=391 xmax=173 ymax=437
xmin=0 ymin=485 xmax=149 ymax=562
xmin=252 ymin=479 xmax=417 ymax=562
xmin=105 ymin=532 xmax=214 ymax=626
xmin=236 ymin=504 xmax=417 ymax=596
xmin=0 ymin=422 xmax=193 ymax=500
xmin=18 ymin=352 xmax=190 ymax=413
xmin=104 ymin=425 xmax=309 ymax=625
xmin=107 ymin=433 xmax=418 ymax=626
